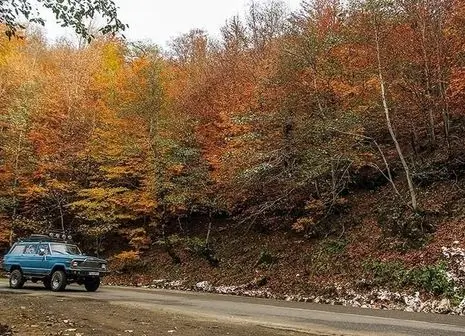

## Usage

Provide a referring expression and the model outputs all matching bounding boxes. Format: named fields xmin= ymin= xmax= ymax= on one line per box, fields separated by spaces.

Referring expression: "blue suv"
xmin=2 ymin=234 xmax=108 ymax=292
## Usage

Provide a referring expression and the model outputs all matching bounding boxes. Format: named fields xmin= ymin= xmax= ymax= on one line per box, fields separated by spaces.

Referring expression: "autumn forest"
xmin=1 ymin=0 xmax=465 ymax=260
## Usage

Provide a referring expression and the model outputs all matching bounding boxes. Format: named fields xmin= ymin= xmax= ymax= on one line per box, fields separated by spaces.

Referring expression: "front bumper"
xmin=67 ymin=269 xmax=109 ymax=277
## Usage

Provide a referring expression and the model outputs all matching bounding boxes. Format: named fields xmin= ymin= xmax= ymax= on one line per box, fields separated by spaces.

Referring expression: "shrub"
xmin=155 ymin=235 xmax=182 ymax=264
xmin=185 ymin=237 xmax=219 ymax=267
xmin=321 ymin=238 xmax=347 ymax=255
xmin=127 ymin=228 xmax=152 ymax=251
xmin=111 ymin=250 xmax=145 ymax=273
xmin=377 ymin=206 xmax=435 ymax=245
xmin=364 ymin=260 xmax=455 ymax=295
xmin=254 ymin=250 xmax=275 ymax=268
xmin=409 ymin=264 xmax=453 ymax=295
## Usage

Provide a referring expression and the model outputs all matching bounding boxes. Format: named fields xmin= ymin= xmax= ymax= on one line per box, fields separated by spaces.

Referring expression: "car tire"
xmin=50 ymin=270 xmax=67 ymax=292
xmin=43 ymin=276 xmax=52 ymax=290
xmin=84 ymin=277 xmax=100 ymax=292
xmin=9 ymin=269 xmax=25 ymax=289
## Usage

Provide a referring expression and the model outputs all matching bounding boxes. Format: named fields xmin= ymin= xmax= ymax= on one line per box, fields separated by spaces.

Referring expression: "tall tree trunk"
xmin=205 ymin=210 xmax=212 ymax=247
xmin=58 ymin=201 xmax=65 ymax=233
xmin=374 ymin=25 xmax=418 ymax=211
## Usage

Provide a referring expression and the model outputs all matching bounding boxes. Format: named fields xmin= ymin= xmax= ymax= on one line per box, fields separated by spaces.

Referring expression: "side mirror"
xmin=38 ymin=248 xmax=46 ymax=256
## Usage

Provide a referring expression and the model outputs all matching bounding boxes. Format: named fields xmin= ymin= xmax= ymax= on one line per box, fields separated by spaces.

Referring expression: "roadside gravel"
xmin=0 ymin=293 xmax=312 ymax=336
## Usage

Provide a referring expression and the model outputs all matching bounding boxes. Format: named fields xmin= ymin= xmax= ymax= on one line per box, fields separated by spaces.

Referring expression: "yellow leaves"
xmin=114 ymin=250 xmax=140 ymax=262
xmin=0 ymin=31 xmax=25 ymax=66
xmin=21 ymin=179 xmax=74 ymax=199
xmin=132 ymin=197 xmax=158 ymax=214
xmin=23 ymin=184 xmax=47 ymax=196
xmin=292 ymin=217 xmax=315 ymax=233
xmin=330 ymin=80 xmax=357 ymax=100
xmin=305 ymin=199 xmax=326 ymax=213
xmin=0 ymin=216 xmax=10 ymax=244
xmin=76 ymin=187 xmax=128 ymax=201
xmin=46 ymin=179 xmax=70 ymax=192
xmin=365 ymin=76 xmax=380 ymax=91
xmin=119 ymin=228 xmax=152 ymax=251
xmin=100 ymin=166 xmax=130 ymax=179
xmin=111 ymin=250 xmax=141 ymax=271
xmin=102 ymin=42 xmax=124 ymax=73
xmin=168 ymin=164 xmax=185 ymax=176
xmin=72 ymin=187 xmax=130 ymax=219
xmin=72 ymin=185 xmax=157 ymax=224
xmin=90 ymin=41 xmax=129 ymax=104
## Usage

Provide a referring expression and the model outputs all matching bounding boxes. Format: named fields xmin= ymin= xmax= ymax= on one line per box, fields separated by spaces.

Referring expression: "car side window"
xmin=9 ymin=245 xmax=25 ymax=255
xmin=38 ymin=244 xmax=50 ymax=255
xmin=24 ymin=244 xmax=37 ymax=255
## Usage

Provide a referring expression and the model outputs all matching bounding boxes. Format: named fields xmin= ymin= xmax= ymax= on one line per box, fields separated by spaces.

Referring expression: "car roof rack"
xmin=18 ymin=234 xmax=64 ymax=243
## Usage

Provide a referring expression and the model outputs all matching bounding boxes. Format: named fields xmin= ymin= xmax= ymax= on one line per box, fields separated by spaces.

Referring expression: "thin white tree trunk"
xmin=374 ymin=26 xmax=418 ymax=211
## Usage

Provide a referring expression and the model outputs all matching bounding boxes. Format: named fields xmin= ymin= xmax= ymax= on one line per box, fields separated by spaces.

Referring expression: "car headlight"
xmin=71 ymin=261 xmax=79 ymax=268
xmin=101 ymin=264 xmax=107 ymax=270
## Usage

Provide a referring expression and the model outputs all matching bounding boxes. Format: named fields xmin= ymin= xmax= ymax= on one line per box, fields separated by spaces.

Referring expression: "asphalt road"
xmin=1 ymin=279 xmax=465 ymax=336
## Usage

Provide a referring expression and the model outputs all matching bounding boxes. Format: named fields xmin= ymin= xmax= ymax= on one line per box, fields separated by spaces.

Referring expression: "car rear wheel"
xmin=50 ymin=270 xmax=67 ymax=292
xmin=9 ymin=269 xmax=25 ymax=289
xmin=84 ymin=277 xmax=100 ymax=292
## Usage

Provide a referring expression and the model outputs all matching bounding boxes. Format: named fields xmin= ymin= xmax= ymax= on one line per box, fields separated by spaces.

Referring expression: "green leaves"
xmin=1 ymin=0 xmax=127 ymax=41
xmin=71 ymin=187 xmax=133 ymax=222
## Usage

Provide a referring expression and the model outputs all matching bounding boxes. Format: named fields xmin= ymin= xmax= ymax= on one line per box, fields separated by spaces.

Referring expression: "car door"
xmin=35 ymin=243 xmax=52 ymax=275
xmin=21 ymin=243 xmax=40 ymax=275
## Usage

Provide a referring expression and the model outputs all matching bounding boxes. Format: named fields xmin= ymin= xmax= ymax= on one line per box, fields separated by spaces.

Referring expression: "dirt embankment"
xmin=104 ymin=169 xmax=465 ymax=309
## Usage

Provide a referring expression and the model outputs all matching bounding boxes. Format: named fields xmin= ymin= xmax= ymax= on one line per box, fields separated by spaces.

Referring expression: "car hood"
xmin=69 ymin=255 xmax=107 ymax=263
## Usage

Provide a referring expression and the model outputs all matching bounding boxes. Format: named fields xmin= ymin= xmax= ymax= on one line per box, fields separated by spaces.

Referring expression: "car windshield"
xmin=50 ymin=243 xmax=81 ymax=255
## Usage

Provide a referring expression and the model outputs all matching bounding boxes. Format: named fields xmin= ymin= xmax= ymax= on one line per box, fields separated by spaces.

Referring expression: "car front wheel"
xmin=50 ymin=270 xmax=67 ymax=292
xmin=9 ymin=269 xmax=25 ymax=289
xmin=84 ymin=277 xmax=100 ymax=292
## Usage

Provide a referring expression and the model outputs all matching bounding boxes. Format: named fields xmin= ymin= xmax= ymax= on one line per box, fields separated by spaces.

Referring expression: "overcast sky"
xmin=42 ymin=0 xmax=302 ymax=48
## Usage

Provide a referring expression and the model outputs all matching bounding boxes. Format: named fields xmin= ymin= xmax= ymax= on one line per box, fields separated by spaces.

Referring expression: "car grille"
xmin=81 ymin=260 xmax=100 ymax=268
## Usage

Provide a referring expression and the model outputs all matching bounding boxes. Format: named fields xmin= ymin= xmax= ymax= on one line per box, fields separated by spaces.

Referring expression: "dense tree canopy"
xmin=0 ymin=0 xmax=464 ymax=251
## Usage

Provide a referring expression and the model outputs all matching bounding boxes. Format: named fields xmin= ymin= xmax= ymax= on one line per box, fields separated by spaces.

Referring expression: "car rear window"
xmin=9 ymin=245 xmax=25 ymax=255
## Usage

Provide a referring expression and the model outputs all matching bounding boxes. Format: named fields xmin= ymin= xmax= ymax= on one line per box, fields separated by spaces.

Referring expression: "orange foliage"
xmin=0 ymin=0 xmax=464 ymax=243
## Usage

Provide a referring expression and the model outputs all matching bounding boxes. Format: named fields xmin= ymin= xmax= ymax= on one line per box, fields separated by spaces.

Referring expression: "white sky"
xmin=41 ymin=0 xmax=302 ymax=48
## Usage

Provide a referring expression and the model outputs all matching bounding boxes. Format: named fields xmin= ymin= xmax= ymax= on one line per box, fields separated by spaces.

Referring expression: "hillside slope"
xmin=104 ymin=164 xmax=465 ymax=314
